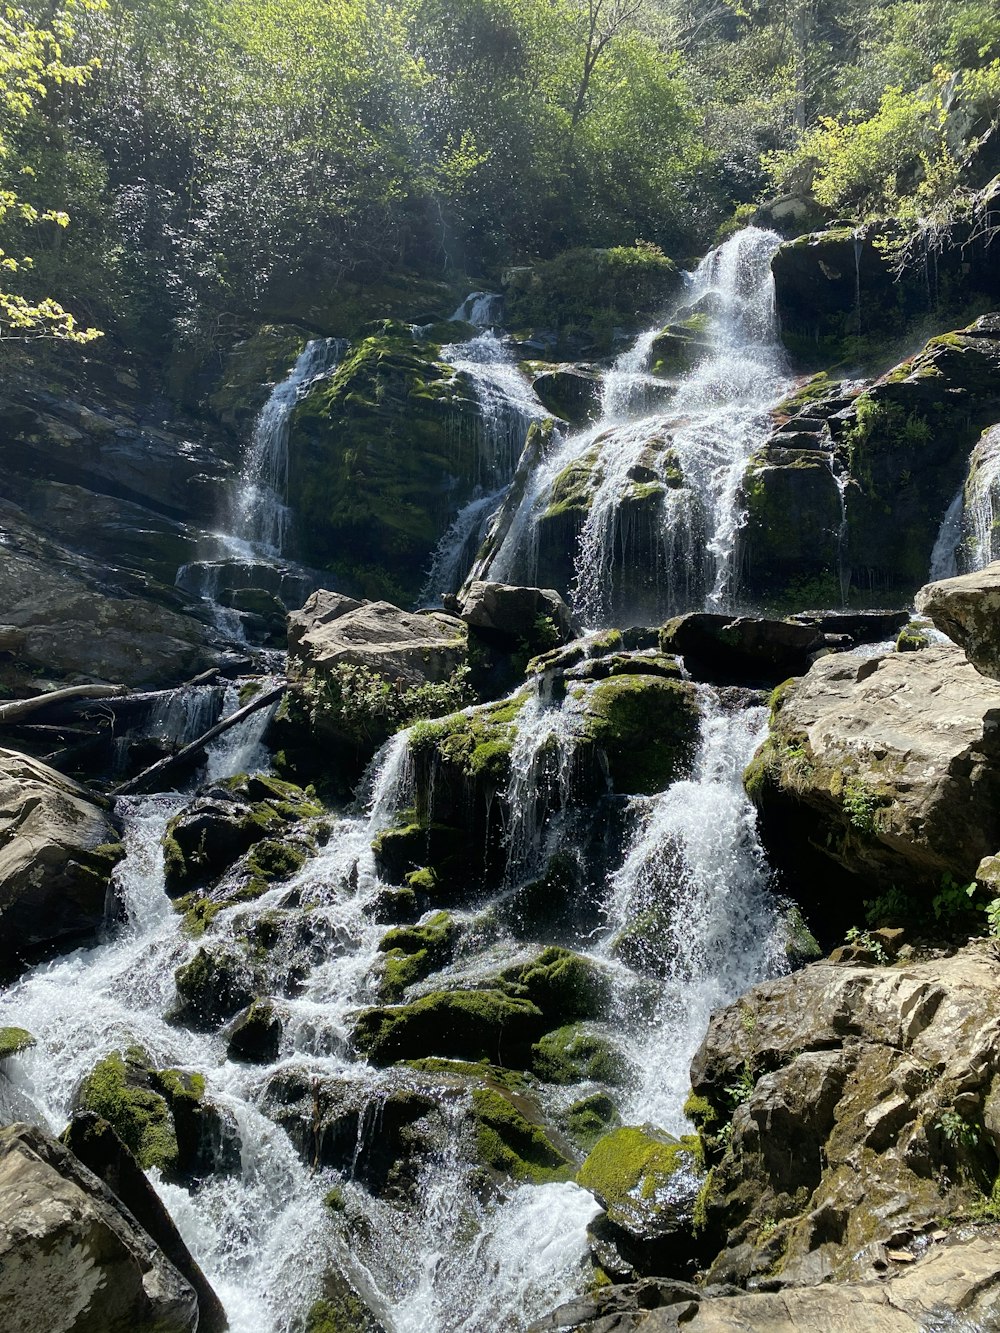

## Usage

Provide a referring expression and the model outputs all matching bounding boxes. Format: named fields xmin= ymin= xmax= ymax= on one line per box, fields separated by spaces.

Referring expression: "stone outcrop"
xmin=688 ymin=945 xmax=1000 ymax=1290
xmin=0 ymin=748 xmax=124 ymax=978
xmin=532 ymin=1233 xmax=1000 ymax=1330
xmin=736 ymin=315 xmax=1000 ymax=608
xmin=746 ymin=644 xmax=1000 ymax=928
xmin=0 ymin=1121 xmax=199 ymax=1333
xmin=531 ymin=366 xmax=602 ymax=425
xmin=456 ymin=581 xmax=575 ymax=647
xmin=287 ymin=591 xmax=467 ymax=689
xmin=917 ymin=562 xmax=1000 ymax=681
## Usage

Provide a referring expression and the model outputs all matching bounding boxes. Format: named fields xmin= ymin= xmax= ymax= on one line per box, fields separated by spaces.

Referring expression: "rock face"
xmin=0 ymin=1121 xmax=198 ymax=1333
xmin=659 ymin=613 xmax=828 ymax=684
xmin=530 ymin=366 xmax=602 ymax=425
xmin=688 ymin=945 xmax=1000 ymax=1290
xmin=747 ymin=644 xmax=1000 ymax=929
xmin=0 ymin=748 xmax=124 ymax=978
xmin=917 ymin=563 xmax=1000 ymax=681
xmin=736 ymin=315 xmax=1000 ymax=608
xmin=286 ymin=326 xmax=484 ymax=602
xmin=456 ymin=581 xmax=575 ymax=645
xmin=532 ymin=1234 xmax=1000 ymax=1330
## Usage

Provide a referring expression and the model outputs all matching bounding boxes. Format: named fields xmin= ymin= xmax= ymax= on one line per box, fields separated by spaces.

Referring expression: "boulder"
xmin=746 ymin=644 xmax=1000 ymax=931
xmin=659 ymin=613 xmax=828 ymax=684
xmin=531 ymin=366 xmax=602 ymax=425
xmin=286 ymin=327 xmax=484 ymax=602
xmin=0 ymin=1121 xmax=198 ymax=1332
xmin=456 ymin=581 xmax=575 ymax=647
xmin=352 ymin=989 xmax=548 ymax=1066
xmin=688 ymin=945 xmax=1000 ymax=1288
xmin=0 ymin=748 xmax=124 ymax=978
xmin=737 ymin=316 xmax=1000 ymax=609
xmin=287 ymin=591 xmax=467 ymax=690
xmin=63 ymin=1113 xmax=228 ymax=1333
xmin=917 ymin=562 xmax=1000 ymax=680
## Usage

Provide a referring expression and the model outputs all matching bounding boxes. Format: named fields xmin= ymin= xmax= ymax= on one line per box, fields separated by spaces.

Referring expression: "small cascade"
xmin=930 ymin=487 xmax=964 ymax=581
xmin=829 ymin=455 xmax=851 ymax=604
xmin=600 ymin=326 xmax=665 ymax=422
xmin=418 ymin=486 xmax=508 ymax=608
xmin=480 ymin=227 xmax=791 ymax=625
xmin=232 ymin=337 xmax=346 ymax=556
xmin=601 ymin=689 xmax=787 ymax=1133
xmin=203 ymin=682 xmax=280 ymax=783
xmin=451 ymin=292 xmax=505 ymax=327
xmin=961 ymin=424 xmax=1000 ymax=571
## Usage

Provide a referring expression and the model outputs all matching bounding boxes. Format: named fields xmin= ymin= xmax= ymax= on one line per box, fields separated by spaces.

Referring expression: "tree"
xmin=0 ymin=0 xmax=100 ymax=340
xmin=570 ymin=0 xmax=646 ymax=127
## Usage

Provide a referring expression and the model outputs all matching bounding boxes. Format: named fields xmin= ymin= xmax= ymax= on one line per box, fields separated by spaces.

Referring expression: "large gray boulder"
xmin=287 ymin=591 xmax=467 ymax=688
xmin=917 ymin=562 xmax=1000 ymax=681
xmin=746 ymin=644 xmax=1000 ymax=917
xmin=688 ymin=945 xmax=1000 ymax=1290
xmin=0 ymin=748 xmax=124 ymax=977
xmin=456 ymin=581 xmax=574 ymax=645
xmin=0 ymin=1121 xmax=198 ymax=1332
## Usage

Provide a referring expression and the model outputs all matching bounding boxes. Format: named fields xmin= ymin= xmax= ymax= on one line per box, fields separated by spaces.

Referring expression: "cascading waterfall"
xmin=929 ymin=424 xmax=1000 ymax=578
xmin=232 ymin=337 xmax=346 ymax=557
xmin=420 ymin=332 xmax=549 ymax=606
xmin=481 ymin=228 xmax=791 ymax=626
xmin=930 ymin=487 xmax=963 ymax=581
xmin=602 ymin=689 xmax=787 ymax=1133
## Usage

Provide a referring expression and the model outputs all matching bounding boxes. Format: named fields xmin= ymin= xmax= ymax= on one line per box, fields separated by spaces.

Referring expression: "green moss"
xmin=77 ymin=1049 xmax=179 ymax=1174
xmin=682 ymin=1092 xmax=717 ymax=1129
xmin=500 ymin=947 xmax=611 ymax=1025
xmin=578 ymin=674 xmax=699 ymax=795
xmin=896 ymin=625 xmax=929 ymax=652
xmin=403 ymin=1057 xmax=528 ymax=1091
xmin=0 ymin=1027 xmax=35 ymax=1058
xmin=577 ymin=1127 xmax=702 ymax=1222
xmin=471 ymin=1086 xmax=574 ymax=1183
xmin=564 ymin=1093 xmax=621 ymax=1152
xmin=352 ymin=988 xmax=545 ymax=1066
xmin=245 ymin=838 xmax=307 ymax=882
xmin=531 ymin=1024 xmax=625 ymax=1085
xmin=377 ymin=911 xmax=458 ymax=1000
xmin=773 ymin=373 xmax=836 ymax=418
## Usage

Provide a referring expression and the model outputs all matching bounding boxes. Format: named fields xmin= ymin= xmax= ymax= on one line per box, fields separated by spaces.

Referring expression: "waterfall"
xmin=961 ymin=424 xmax=1000 ymax=572
xmin=602 ymin=689 xmax=787 ymax=1134
xmin=420 ymin=332 xmax=549 ymax=604
xmin=480 ymin=228 xmax=791 ymax=626
xmin=930 ymin=487 xmax=963 ymax=581
xmin=231 ymin=338 xmax=346 ymax=557
xmin=451 ymin=292 xmax=505 ymax=327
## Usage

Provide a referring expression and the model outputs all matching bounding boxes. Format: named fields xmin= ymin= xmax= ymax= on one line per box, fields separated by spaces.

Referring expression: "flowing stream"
xmin=0 ymin=228 xmax=797 ymax=1331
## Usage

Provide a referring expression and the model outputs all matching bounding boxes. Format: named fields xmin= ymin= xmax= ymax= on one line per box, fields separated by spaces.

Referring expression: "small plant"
xmin=844 ymin=926 xmax=888 ymax=964
xmin=932 ymin=873 xmax=978 ymax=924
xmin=842 ymin=777 xmax=884 ymax=835
xmin=936 ymin=1107 xmax=980 ymax=1150
xmin=985 ymin=898 xmax=1000 ymax=938
xmin=725 ymin=1062 xmax=756 ymax=1110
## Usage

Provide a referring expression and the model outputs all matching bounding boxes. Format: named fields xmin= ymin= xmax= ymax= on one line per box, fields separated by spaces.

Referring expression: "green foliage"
xmin=932 ymin=873 xmax=978 ymax=923
xmin=936 ymin=1107 xmax=980 ymax=1149
xmin=303 ymin=662 xmax=474 ymax=749
xmin=725 ymin=1062 xmax=756 ymax=1109
xmin=842 ymin=777 xmax=885 ymax=834
xmin=844 ymin=925 xmax=888 ymax=963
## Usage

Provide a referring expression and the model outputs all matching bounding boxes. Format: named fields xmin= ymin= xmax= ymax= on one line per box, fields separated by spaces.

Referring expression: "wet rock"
xmin=471 ymin=1083 xmax=574 ymax=1182
xmin=688 ymin=945 xmax=1000 ymax=1286
xmin=63 ymin=1112 xmax=228 ymax=1333
xmin=531 ymin=365 xmax=602 ymax=424
xmin=226 ymin=999 xmax=283 ymax=1063
xmin=659 ymin=613 xmax=827 ymax=684
xmin=562 ymin=1092 xmax=621 ymax=1153
xmin=528 ymin=1278 xmax=703 ymax=1333
xmin=172 ymin=943 xmax=258 ymax=1030
xmin=456 ymin=581 xmax=575 ymax=648
xmin=0 ymin=1120 xmax=198 ymax=1332
xmin=574 ymin=671 xmax=700 ymax=796
xmin=375 ymin=911 xmax=459 ymax=1001
xmin=286 ymin=327 xmax=484 ymax=601
xmin=498 ymin=947 xmax=613 ymax=1026
xmin=262 ymin=1068 xmax=443 ymax=1198
xmin=531 ymin=1024 xmax=629 ymax=1086
xmin=353 ymin=989 xmax=548 ymax=1066
xmin=746 ymin=644 xmax=1000 ymax=931
xmin=917 ymin=563 xmax=1000 ymax=680
xmin=0 ymin=747 xmax=124 ymax=979
xmin=578 ymin=1127 xmax=703 ymax=1277
xmin=304 ymin=1271 xmax=388 ymax=1333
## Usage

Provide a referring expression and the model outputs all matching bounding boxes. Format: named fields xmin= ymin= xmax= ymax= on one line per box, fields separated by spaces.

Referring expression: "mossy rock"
xmin=75 ymin=1048 xmax=179 ymax=1175
xmin=403 ymin=1057 xmax=528 ymax=1092
xmin=563 ymin=1093 xmax=622 ymax=1153
xmin=287 ymin=328 xmax=486 ymax=602
xmin=531 ymin=1024 xmax=627 ymax=1086
xmin=471 ymin=1085 xmax=574 ymax=1183
xmin=227 ymin=999 xmax=282 ymax=1063
xmin=172 ymin=943 xmax=256 ymax=1030
xmin=376 ymin=911 xmax=459 ymax=1001
xmin=208 ymin=324 xmax=307 ymax=431
xmin=352 ymin=989 xmax=547 ymax=1067
xmin=0 ymin=1027 xmax=35 ymax=1058
xmin=499 ymin=947 xmax=612 ymax=1027
xmin=577 ymin=1126 xmax=702 ymax=1232
xmin=577 ymin=674 xmax=700 ymax=795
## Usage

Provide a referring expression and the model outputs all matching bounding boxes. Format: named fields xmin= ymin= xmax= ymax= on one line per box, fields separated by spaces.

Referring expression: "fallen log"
xmin=112 ymin=683 xmax=285 ymax=796
xmin=0 ymin=683 xmax=128 ymax=727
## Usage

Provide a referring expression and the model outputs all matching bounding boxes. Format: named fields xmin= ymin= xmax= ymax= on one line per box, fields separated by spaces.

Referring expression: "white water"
xmin=961 ymin=424 xmax=1000 ymax=572
xmin=451 ymin=292 xmax=504 ymax=327
xmin=232 ymin=337 xmax=345 ymax=557
xmin=929 ymin=486 xmax=963 ymax=581
xmin=602 ymin=690 xmax=786 ymax=1133
xmin=481 ymin=228 xmax=791 ymax=626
